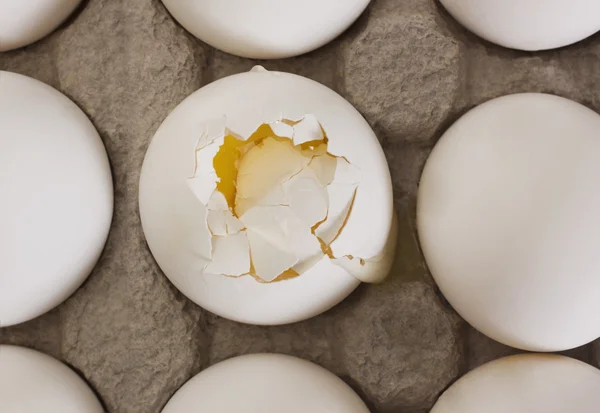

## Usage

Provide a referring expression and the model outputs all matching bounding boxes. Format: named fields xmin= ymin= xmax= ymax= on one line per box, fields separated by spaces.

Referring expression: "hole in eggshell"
xmin=189 ymin=117 xmax=363 ymax=283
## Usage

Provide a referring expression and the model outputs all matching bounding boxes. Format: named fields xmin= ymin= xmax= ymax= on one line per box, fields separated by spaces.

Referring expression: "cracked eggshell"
xmin=139 ymin=67 xmax=394 ymax=325
xmin=333 ymin=209 xmax=398 ymax=284
xmin=0 ymin=0 xmax=81 ymax=52
xmin=161 ymin=0 xmax=371 ymax=59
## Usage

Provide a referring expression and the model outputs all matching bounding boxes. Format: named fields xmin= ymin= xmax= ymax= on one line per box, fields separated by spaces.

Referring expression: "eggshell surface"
xmin=0 ymin=71 xmax=113 ymax=327
xmin=0 ymin=345 xmax=104 ymax=413
xmin=431 ymin=354 xmax=600 ymax=413
xmin=0 ymin=0 xmax=81 ymax=51
xmin=440 ymin=0 xmax=600 ymax=51
xmin=418 ymin=93 xmax=600 ymax=351
xmin=139 ymin=68 xmax=395 ymax=325
xmin=161 ymin=0 xmax=371 ymax=59
xmin=161 ymin=354 xmax=370 ymax=413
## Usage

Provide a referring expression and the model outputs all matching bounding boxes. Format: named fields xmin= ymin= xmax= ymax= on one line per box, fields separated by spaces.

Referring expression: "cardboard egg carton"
xmin=1 ymin=0 xmax=598 ymax=412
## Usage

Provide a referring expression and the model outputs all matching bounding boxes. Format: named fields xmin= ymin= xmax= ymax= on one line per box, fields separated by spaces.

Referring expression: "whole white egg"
xmin=0 ymin=345 xmax=104 ymax=413
xmin=0 ymin=71 xmax=113 ymax=327
xmin=161 ymin=0 xmax=371 ymax=59
xmin=440 ymin=0 xmax=600 ymax=51
xmin=0 ymin=0 xmax=81 ymax=51
xmin=418 ymin=93 xmax=600 ymax=351
xmin=431 ymin=354 xmax=600 ymax=413
xmin=161 ymin=354 xmax=370 ymax=413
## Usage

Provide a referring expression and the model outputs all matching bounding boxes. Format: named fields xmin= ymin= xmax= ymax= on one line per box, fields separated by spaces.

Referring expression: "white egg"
xmin=139 ymin=66 xmax=396 ymax=325
xmin=161 ymin=0 xmax=371 ymax=59
xmin=440 ymin=0 xmax=600 ymax=51
xmin=0 ymin=71 xmax=113 ymax=327
xmin=161 ymin=354 xmax=370 ymax=413
xmin=431 ymin=354 xmax=600 ymax=413
xmin=0 ymin=0 xmax=81 ymax=52
xmin=418 ymin=93 xmax=600 ymax=351
xmin=0 ymin=345 xmax=104 ymax=413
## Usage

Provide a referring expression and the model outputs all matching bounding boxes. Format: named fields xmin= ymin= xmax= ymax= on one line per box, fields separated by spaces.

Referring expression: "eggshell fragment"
xmin=270 ymin=121 xmax=295 ymax=139
xmin=317 ymin=157 xmax=361 ymax=249
xmin=315 ymin=184 xmax=357 ymax=245
xmin=205 ymin=232 xmax=251 ymax=276
xmin=292 ymin=115 xmax=324 ymax=145
xmin=241 ymin=205 xmax=323 ymax=279
xmin=331 ymin=157 xmax=361 ymax=185
xmin=308 ymin=155 xmax=337 ymax=187
xmin=187 ymin=135 xmax=224 ymax=205
xmin=283 ymin=168 xmax=328 ymax=228
xmin=332 ymin=211 xmax=398 ymax=284
xmin=246 ymin=229 xmax=298 ymax=282
xmin=207 ymin=210 xmax=228 ymax=235
xmin=139 ymin=68 xmax=395 ymax=325
xmin=224 ymin=213 xmax=244 ymax=234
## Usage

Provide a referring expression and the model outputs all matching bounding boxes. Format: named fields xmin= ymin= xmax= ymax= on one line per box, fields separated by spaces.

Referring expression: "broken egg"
xmin=139 ymin=67 xmax=396 ymax=325
xmin=0 ymin=0 xmax=81 ymax=51
xmin=161 ymin=0 xmax=371 ymax=59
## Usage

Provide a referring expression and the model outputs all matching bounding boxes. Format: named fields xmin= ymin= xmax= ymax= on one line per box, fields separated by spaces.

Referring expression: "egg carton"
xmin=1 ymin=0 xmax=599 ymax=412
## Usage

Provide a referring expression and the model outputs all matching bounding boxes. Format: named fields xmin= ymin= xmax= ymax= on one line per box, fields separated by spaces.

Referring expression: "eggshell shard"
xmin=315 ymin=184 xmax=357 ymax=245
xmin=440 ymin=0 xmax=600 ymax=51
xmin=241 ymin=205 xmax=323 ymax=276
xmin=139 ymin=67 xmax=394 ymax=325
xmin=292 ymin=115 xmax=325 ymax=145
xmin=205 ymin=232 xmax=251 ymax=276
xmin=332 ymin=157 xmax=361 ymax=185
xmin=187 ymin=135 xmax=224 ymax=204
xmin=430 ymin=354 xmax=600 ymax=413
xmin=332 ymin=210 xmax=398 ymax=284
xmin=283 ymin=168 xmax=328 ymax=228
xmin=308 ymin=155 xmax=337 ymax=187
xmin=161 ymin=0 xmax=371 ymax=59
xmin=270 ymin=121 xmax=295 ymax=139
xmin=0 ymin=0 xmax=81 ymax=51
xmin=418 ymin=93 xmax=600 ymax=351
xmin=246 ymin=229 xmax=298 ymax=282
xmin=207 ymin=210 xmax=228 ymax=235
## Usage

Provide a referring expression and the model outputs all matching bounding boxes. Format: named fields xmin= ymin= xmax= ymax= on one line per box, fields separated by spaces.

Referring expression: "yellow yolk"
xmin=212 ymin=134 xmax=244 ymax=208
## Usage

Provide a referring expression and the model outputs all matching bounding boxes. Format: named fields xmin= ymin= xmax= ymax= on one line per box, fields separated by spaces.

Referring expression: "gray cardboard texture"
xmin=1 ymin=1 xmax=599 ymax=412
